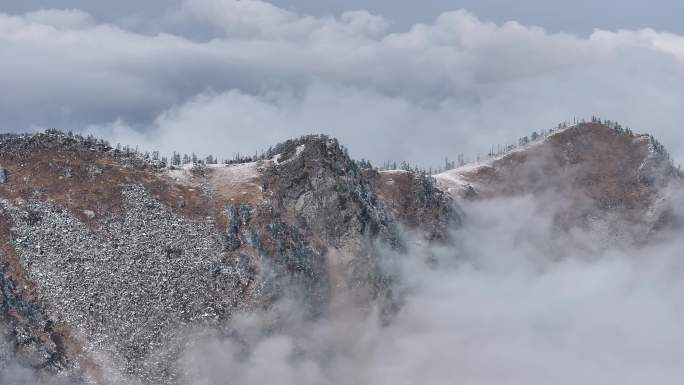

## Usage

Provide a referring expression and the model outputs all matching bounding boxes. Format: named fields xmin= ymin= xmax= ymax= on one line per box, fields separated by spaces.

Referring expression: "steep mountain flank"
xmin=435 ymin=123 xmax=682 ymax=238
xmin=374 ymin=170 xmax=459 ymax=241
xmin=0 ymin=133 xmax=456 ymax=384
xmin=1 ymin=123 xmax=680 ymax=384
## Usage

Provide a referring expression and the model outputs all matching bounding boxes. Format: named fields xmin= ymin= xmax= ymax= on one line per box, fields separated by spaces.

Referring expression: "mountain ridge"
xmin=0 ymin=131 xmax=456 ymax=384
xmin=0 ymin=122 xmax=681 ymax=384
xmin=435 ymin=122 xmax=682 ymax=239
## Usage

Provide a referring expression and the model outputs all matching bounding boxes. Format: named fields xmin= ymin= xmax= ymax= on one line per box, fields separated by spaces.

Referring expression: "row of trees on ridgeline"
xmin=377 ymin=116 xmax=665 ymax=174
xmin=39 ymin=116 xmax=672 ymax=176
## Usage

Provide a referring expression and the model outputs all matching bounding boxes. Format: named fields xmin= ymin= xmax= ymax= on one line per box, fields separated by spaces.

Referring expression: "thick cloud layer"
xmin=2 ymin=0 xmax=684 ymax=166
xmin=178 ymin=194 xmax=684 ymax=385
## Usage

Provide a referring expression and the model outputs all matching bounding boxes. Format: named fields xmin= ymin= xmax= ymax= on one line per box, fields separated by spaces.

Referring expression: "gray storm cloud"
xmin=1 ymin=0 xmax=684 ymax=166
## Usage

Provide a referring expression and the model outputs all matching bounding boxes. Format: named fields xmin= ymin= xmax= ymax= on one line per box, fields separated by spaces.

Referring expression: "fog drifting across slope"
xmin=0 ymin=363 xmax=80 ymax=385
xmin=180 ymin=194 xmax=684 ymax=385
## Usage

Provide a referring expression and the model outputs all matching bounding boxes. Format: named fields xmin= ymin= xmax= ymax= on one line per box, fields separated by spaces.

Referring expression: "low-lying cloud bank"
xmin=2 ymin=0 xmax=684 ymax=165
xmin=176 ymin=194 xmax=684 ymax=385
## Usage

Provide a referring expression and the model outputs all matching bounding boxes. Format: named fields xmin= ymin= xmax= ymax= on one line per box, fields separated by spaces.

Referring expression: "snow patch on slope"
xmin=272 ymin=144 xmax=306 ymax=166
xmin=433 ymin=124 xmax=575 ymax=198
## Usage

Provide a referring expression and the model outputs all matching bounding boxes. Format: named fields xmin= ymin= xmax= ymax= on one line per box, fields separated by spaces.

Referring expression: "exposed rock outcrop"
xmin=0 ymin=132 xmax=457 ymax=384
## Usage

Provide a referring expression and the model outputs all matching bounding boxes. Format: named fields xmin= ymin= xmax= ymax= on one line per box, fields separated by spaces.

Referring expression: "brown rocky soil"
xmin=435 ymin=123 xmax=682 ymax=233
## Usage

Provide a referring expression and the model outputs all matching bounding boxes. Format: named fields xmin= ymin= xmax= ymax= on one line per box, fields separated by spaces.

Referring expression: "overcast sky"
xmin=2 ymin=0 xmax=684 ymax=167
xmin=5 ymin=0 xmax=684 ymax=35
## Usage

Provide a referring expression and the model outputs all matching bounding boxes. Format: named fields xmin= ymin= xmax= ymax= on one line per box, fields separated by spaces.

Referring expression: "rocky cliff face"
xmin=0 ymin=133 xmax=456 ymax=384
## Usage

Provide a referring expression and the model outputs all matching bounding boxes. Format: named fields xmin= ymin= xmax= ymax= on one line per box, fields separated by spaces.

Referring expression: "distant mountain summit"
xmin=435 ymin=122 xmax=682 ymax=240
xmin=0 ymin=123 xmax=681 ymax=384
